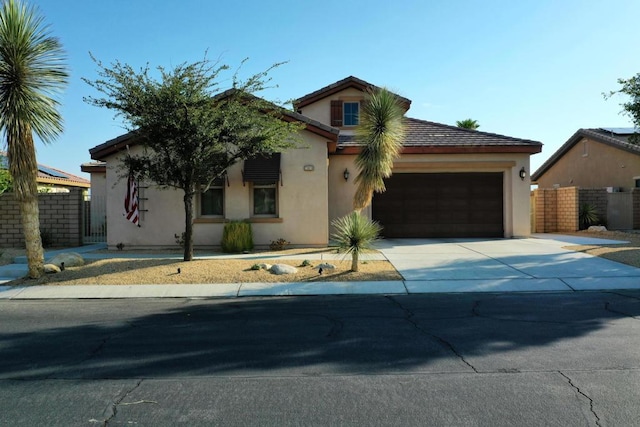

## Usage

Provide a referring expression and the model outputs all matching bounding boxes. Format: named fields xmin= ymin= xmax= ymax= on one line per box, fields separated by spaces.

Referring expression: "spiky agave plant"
xmin=331 ymin=211 xmax=381 ymax=272
xmin=353 ymin=87 xmax=405 ymax=211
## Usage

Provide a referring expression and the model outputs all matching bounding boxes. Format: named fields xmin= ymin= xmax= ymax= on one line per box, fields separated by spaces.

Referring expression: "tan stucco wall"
xmin=298 ymin=87 xmax=364 ymax=128
xmin=536 ymin=137 xmax=640 ymax=190
xmin=104 ymin=131 xmax=330 ymax=249
xmin=328 ymin=152 xmax=532 ymax=237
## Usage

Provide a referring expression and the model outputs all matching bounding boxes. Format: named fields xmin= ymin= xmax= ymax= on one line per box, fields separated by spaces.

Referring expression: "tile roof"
xmin=338 ymin=118 xmax=543 ymax=151
xmin=1 ymin=151 xmax=90 ymax=188
xmin=89 ymin=109 xmax=339 ymax=161
xmin=293 ymin=76 xmax=412 ymax=110
xmin=531 ymin=128 xmax=640 ymax=181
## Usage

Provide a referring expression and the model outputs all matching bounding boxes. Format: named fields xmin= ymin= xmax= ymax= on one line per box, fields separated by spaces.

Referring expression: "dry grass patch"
xmin=8 ymin=257 xmax=401 ymax=286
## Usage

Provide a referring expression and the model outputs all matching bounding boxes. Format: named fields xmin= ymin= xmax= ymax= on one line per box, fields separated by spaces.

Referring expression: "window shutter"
xmin=331 ymin=100 xmax=343 ymax=127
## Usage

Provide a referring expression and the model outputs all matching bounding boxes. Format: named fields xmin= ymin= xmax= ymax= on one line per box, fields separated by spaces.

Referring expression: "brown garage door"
xmin=372 ymin=173 xmax=504 ymax=238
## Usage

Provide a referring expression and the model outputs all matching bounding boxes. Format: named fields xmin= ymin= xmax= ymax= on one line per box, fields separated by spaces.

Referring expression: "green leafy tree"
xmin=353 ymin=88 xmax=406 ymax=210
xmin=605 ymin=73 xmax=640 ymax=143
xmin=331 ymin=211 xmax=381 ymax=272
xmin=456 ymin=118 xmax=480 ymax=130
xmin=0 ymin=168 xmax=12 ymax=194
xmin=84 ymin=57 xmax=302 ymax=261
xmin=0 ymin=0 xmax=68 ymax=278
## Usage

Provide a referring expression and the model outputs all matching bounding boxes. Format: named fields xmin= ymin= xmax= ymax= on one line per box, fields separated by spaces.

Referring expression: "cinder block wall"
xmin=533 ymin=188 xmax=559 ymax=232
xmin=578 ymin=188 xmax=608 ymax=226
xmin=532 ymin=187 xmax=579 ymax=233
xmin=557 ymin=187 xmax=579 ymax=232
xmin=0 ymin=188 xmax=84 ymax=248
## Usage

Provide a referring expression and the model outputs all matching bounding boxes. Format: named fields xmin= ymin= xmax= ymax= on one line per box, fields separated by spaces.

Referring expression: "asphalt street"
xmin=1 ymin=292 xmax=640 ymax=426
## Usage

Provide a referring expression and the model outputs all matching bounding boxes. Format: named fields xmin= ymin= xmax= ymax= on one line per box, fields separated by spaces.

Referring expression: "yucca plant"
xmin=221 ymin=220 xmax=253 ymax=253
xmin=353 ymin=88 xmax=406 ymax=211
xmin=331 ymin=211 xmax=381 ymax=272
xmin=579 ymin=203 xmax=599 ymax=230
xmin=0 ymin=0 xmax=68 ymax=278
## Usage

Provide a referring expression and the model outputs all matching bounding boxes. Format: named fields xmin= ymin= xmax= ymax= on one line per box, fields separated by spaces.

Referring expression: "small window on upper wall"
xmin=635 ymin=178 xmax=640 ymax=188
xmin=343 ymin=102 xmax=359 ymax=126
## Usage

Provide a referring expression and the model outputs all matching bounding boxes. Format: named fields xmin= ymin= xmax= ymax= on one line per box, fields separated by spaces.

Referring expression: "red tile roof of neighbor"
xmin=1 ymin=151 xmax=90 ymax=188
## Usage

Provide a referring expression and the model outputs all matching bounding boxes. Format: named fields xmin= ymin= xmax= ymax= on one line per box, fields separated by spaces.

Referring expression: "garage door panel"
xmin=373 ymin=173 xmax=504 ymax=238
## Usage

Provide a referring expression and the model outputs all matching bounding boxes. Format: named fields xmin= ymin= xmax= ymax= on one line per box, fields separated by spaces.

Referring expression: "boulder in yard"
xmin=588 ymin=226 xmax=608 ymax=232
xmin=269 ymin=264 xmax=298 ymax=275
xmin=258 ymin=263 xmax=272 ymax=271
xmin=47 ymin=252 xmax=85 ymax=268
xmin=315 ymin=263 xmax=336 ymax=271
xmin=44 ymin=264 xmax=61 ymax=274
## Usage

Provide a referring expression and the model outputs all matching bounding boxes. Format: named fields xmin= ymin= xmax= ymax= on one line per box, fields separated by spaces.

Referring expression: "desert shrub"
xmin=250 ymin=263 xmax=261 ymax=270
xmin=331 ymin=211 xmax=381 ymax=272
xmin=579 ymin=203 xmax=599 ymax=230
xmin=269 ymin=238 xmax=290 ymax=251
xmin=221 ymin=220 xmax=253 ymax=253
xmin=300 ymin=259 xmax=312 ymax=267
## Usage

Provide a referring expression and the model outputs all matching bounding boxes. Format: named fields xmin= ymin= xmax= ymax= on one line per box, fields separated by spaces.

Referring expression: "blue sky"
xmin=23 ymin=0 xmax=640 ymax=177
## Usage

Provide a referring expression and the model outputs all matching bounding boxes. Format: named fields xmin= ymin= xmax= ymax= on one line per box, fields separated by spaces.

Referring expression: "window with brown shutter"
xmin=331 ymin=100 xmax=343 ymax=127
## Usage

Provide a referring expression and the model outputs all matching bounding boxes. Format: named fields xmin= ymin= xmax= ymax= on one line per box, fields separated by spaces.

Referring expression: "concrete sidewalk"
xmin=2 ymin=234 xmax=640 ymax=299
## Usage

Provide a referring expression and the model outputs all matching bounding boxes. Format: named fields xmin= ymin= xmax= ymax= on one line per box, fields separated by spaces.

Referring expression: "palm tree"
xmin=0 ymin=0 xmax=68 ymax=278
xmin=353 ymin=88 xmax=406 ymax=210
xmin=456 ymin=118 xmax=480 ymax=130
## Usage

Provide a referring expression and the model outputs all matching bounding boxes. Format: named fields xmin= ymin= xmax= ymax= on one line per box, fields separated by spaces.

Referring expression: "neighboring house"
xmin=85 ymin=76 xmax=542 ymax=249
xmin=1 ymin=151 xmax=90 ymax=192
xmin=531 ymin=128 xmax=640 ymax=190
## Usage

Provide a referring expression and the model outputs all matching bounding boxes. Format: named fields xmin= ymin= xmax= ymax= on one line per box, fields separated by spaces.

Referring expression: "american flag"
xmin=124 ymin=174 xmax=140 ymax=226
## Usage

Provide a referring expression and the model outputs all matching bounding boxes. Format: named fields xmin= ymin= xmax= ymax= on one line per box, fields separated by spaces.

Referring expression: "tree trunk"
xmin=9 ymin=130 xmax=44 ymax=279
xmin=351 ymin=250 xmax=359 ymax=272
xmin=19 ymin=196 xmax=44 ymax=278
xmin=183 ymin=190 xmax=194 ymax=261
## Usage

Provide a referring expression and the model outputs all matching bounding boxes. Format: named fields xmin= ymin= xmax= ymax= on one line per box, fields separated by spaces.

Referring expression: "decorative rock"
xmin=259 ymin=263 xmax=272 ymax=271
xmin=44 ymin=264 xmax=61 ymax=274
xmin=269 ymin=264 xmax=298 ymax=275
xmin=47 ymin=252 xmax=85 ymax=268
xmin=315 ymin=263 xmax=336 ymax=271
xmin=588 ymin=226 xmax=608 ymax=232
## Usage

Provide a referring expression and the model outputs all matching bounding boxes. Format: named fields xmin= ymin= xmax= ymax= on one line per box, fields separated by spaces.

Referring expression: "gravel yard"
xmin=3 ymin=230 xmax=640 ymax=286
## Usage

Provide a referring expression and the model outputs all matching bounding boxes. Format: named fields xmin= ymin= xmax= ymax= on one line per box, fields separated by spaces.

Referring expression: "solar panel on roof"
xmin=38 ymin=165 xmax=68 ymax=179
xmin=599 ymin=127 xmax=639 ymax=135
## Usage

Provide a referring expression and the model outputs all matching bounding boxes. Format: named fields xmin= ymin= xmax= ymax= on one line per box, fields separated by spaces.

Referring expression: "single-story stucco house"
xmin=532 ymin=127 xmax=640 ymax=191
xmin=85 ymin=76 xmax=542 ymax=249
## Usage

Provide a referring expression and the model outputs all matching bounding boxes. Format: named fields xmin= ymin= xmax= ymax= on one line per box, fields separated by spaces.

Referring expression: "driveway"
xmin=377 ymin=234 xmax=640 ymax=293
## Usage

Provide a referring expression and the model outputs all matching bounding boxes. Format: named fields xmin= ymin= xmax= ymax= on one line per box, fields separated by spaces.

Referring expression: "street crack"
xmin=558 ymin=371 xmax=602 ymax=427
xmin=604 ymin=301 xmax=639 ymax=320
xmin=386 ymin=296 xmax=479 ymax=373
xmin=101 ymin=379 xmax=144 ymax=426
